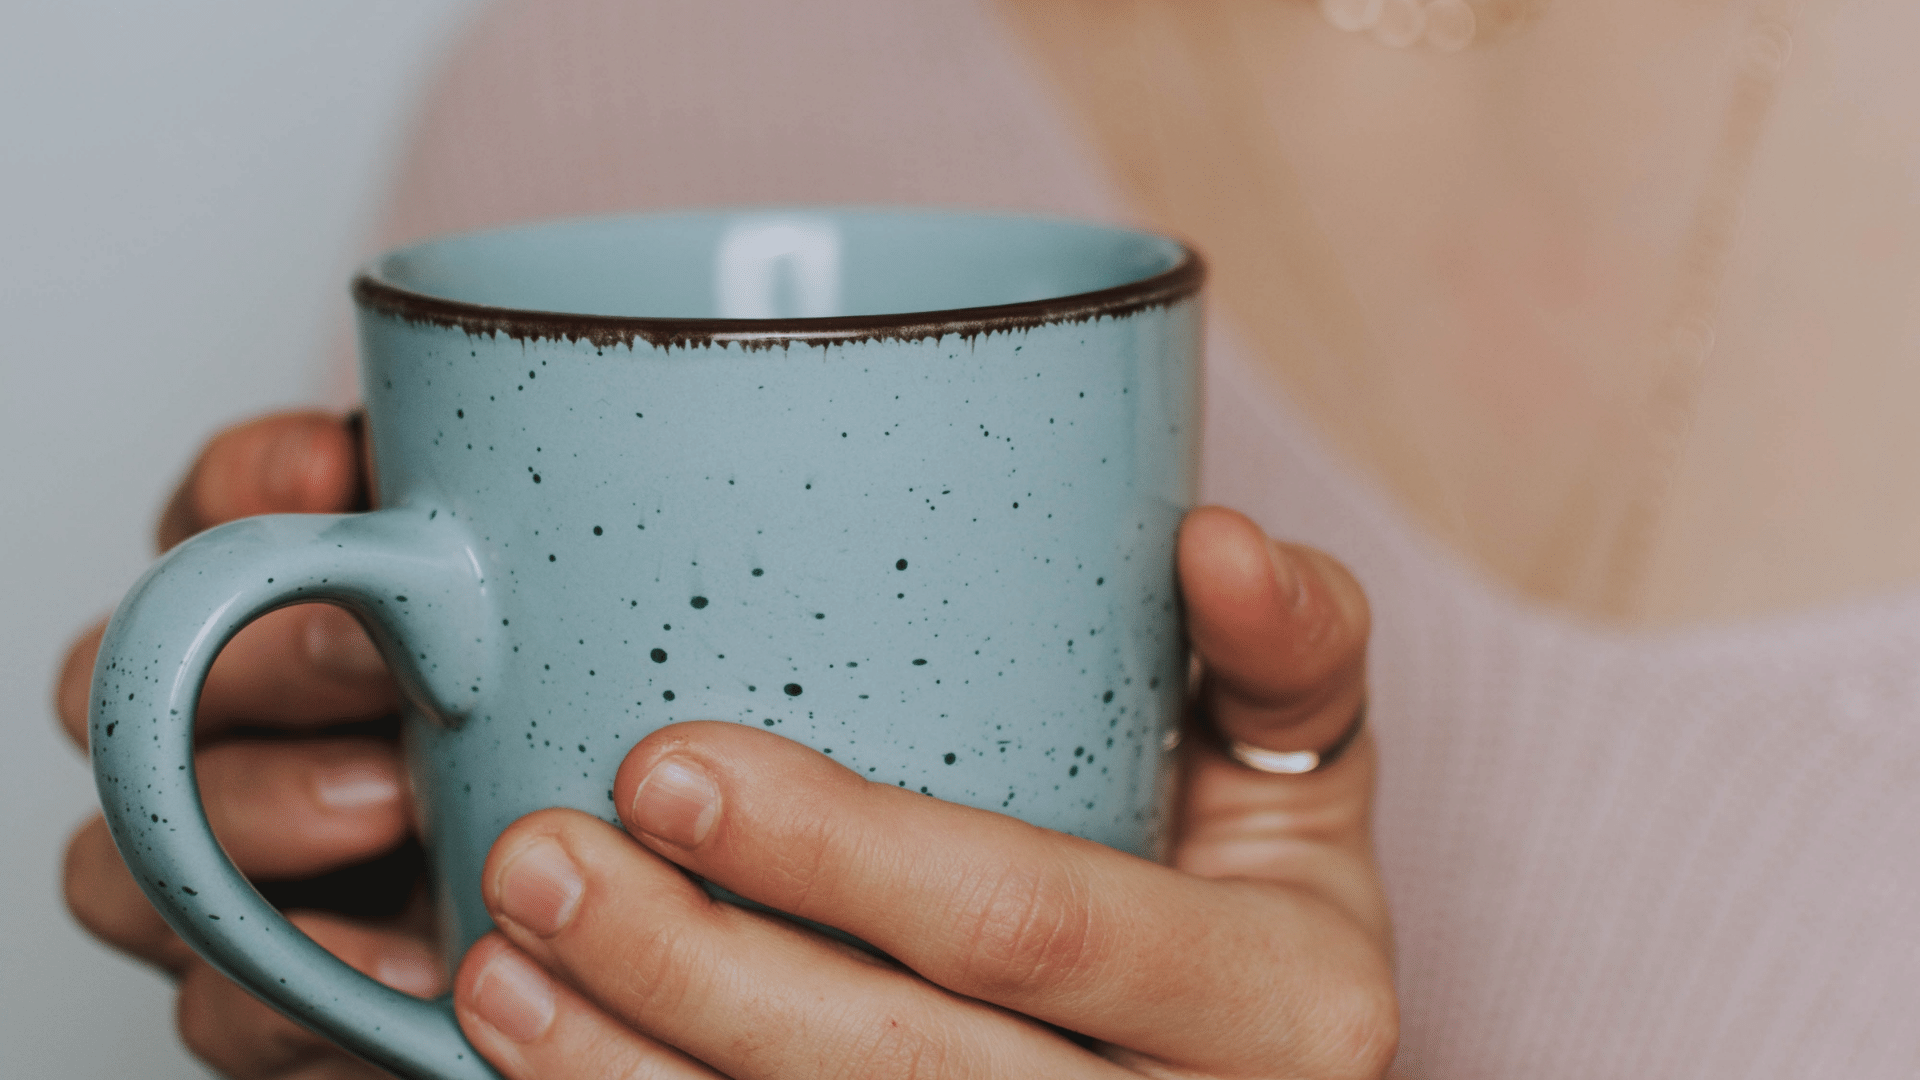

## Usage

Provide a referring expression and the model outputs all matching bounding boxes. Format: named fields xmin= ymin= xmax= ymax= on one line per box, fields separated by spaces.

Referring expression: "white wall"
xmin=0 ymin=3 xmax=482 ymax=1074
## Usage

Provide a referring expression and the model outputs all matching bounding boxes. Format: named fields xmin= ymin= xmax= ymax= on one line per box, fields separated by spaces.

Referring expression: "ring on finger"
xmin=1222 ymin=701 xmax=1367 ymax=775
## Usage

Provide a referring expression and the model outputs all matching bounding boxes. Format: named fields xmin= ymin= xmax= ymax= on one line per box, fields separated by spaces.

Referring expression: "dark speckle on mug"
xmin=650 ymin=648 xmax=667 ymax=663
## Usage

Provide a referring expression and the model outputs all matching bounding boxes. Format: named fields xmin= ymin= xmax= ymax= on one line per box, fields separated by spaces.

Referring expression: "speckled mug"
xmin=91 ymin=209 xmax=1202 ymax=1080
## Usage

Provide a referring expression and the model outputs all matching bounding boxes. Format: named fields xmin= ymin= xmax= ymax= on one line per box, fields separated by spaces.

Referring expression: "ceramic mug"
xmin=90 ymin=208 xmax=1203 ymax=1080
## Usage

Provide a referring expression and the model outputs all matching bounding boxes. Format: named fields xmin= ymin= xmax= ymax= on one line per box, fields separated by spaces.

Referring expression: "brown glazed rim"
xmin=351 ymin=234 xmax=1204 ymax=351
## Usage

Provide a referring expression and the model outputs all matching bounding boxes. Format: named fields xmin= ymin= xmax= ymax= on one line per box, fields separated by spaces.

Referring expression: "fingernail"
xmin=376 ymin=946 xmax=445 ymax=997
xmin=1267 ymin=539 xmax=1303 ymax=609
xmin=265 ymin=423 xmax=322 ymax=506
xmin=305 ymin=607 xmax=386 ymax=679
xmin=629 ymin=756 xmax=719 ymax=847
xmin=496 ymin=838 xmax=584 ymax=937
xmin=314 ymin=758 xmax=402 ymax=811
xmin=470 ymin=948 xmax=555 ymax=1044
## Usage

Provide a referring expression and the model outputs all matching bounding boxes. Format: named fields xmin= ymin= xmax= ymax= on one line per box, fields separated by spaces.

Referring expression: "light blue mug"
xmin=91 ymin=209 xmax=1203 ymax=1079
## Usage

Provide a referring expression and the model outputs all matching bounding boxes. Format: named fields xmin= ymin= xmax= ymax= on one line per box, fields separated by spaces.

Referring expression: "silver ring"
xmin=1224 ymin=701 xmax=1367 ymax=775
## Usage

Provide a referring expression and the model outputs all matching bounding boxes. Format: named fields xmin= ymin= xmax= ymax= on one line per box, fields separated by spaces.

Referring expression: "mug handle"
xmin=90 ymin=508 xmax=502 ymax=1080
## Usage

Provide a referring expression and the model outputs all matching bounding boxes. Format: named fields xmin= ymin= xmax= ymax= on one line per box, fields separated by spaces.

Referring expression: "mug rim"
xmin=351 ymin=209 xmax=1205 ymax=350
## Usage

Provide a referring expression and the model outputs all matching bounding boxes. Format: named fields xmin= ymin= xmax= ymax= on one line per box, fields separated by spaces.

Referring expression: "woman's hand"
xmin=57 ymin=411 xmax=438 ymax=1080
xmin=56 ymin=411 xmax=1393 ymax=1078
xmin=452 ymin=506 xmax=1395 ymax=1080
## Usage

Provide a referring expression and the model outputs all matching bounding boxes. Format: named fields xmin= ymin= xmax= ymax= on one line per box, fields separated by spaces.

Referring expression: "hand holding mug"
xmin=452 ymin=505 xmax=1392 ymax=1080
xmin=68 ymin=211 xmax=1395 ymax=1078
xmin=59 ymin=416 xmax=1392 ymax=1079
xmin=57 ymin=412 xmax=444 ymax=1080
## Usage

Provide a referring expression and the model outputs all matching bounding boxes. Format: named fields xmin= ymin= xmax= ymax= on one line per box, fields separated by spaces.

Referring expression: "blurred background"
xmin=0 ymin=3 xmax=481 ymax=1073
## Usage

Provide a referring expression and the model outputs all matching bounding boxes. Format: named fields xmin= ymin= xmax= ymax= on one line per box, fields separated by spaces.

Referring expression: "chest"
xmin=1006 ymin=0 xmax=1920 ymax=625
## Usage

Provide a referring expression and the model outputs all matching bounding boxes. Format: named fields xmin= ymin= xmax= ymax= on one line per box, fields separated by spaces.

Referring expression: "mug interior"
xmin=367 ymin=209 xmax=1189 ymax=322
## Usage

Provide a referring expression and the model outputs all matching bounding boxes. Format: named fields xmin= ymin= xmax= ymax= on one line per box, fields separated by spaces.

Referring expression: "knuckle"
xmin=174 ymin=964 xmax=253 ymax=1073
xmin=172 ymin=967 xmax=232 ymax=1066
xmin=765 ymin=804 xmax=861 ymax=914
xmin=1274 ymin=556 xmax=1370 ymax=696
xmin=158 ymin=411 xmax=349 ymax=547
xmin=1309 ymin=553 xmax=1372 ymax=651
xmin=186 ymin=427 xmax=247 ymax=526
xmin=55 ymin=621 xmax=105 ymax=747
xmin=62 ymin=820 xmax=151 ymax=948
xmin=177 ymin=961 xmax=337 ymax=1079
xmin=1297 ymin=598 xmax=1365 ymax=665
xmin=948 ymin=857 xmax=1097 ymax=1000
xmin=60 ymin=827 xmax=115 ymax=938
xmin=609 ymin=914 xmax=707 ymax=1019
xmin=185 ymin=413 xmax=330 ymax=526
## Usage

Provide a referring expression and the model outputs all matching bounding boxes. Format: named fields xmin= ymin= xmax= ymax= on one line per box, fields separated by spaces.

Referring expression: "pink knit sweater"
xmin=372 ymin=1 xmax=1920 ymax=1074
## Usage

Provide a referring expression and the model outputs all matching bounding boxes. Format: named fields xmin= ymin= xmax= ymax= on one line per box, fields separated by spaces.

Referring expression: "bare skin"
xmin=1002 ymin=0 xmax=1920 ymax=626
xmin=59 ymin=411 xmax=1393 ymax=1079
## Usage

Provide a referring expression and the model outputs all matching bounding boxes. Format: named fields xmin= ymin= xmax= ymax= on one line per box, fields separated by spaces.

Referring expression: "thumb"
xmin=1178 ymin=506 xmax=1370 ymax=760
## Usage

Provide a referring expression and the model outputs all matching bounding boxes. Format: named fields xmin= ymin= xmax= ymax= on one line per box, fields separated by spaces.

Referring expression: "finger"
xmin=65 ymin=737 xmax=409 ymax=970
xmin=1173 ymin=724 xmax=1390 ymax=955
xmin=196 ymin=737 xmax=410 ymax=878
xmin=196 ymin=603 xmax=399 ymax=735
xmin=1172 ymin=508 xmax=1384 ymax=936
xmin=157 ymin=411 xmax=364 ymax=552
xmin=611 ymin=725 xmax=1397 ymax=1077
xmin=1178 ymin=506 xmax=1370 ymax=758
xmin=63 ymin=411 xmax=386 ymax=751
xmin=455 ymin=934 xmax=724 ymax=1080
xmin=65 ymin=814 xmax=196 ymax=973
xmin=178 ymin=911 xmax=442 ymax=1080
xmin=472 ymin=810 xmax=1124 ymax=1080
xmin=55 ymin=617 xmax=106 ymax=751
xmin=58 ymin=605 xmax=399 ymax=752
